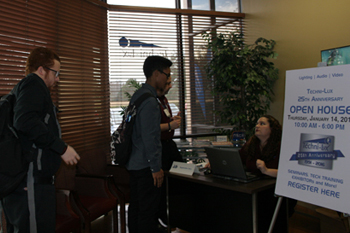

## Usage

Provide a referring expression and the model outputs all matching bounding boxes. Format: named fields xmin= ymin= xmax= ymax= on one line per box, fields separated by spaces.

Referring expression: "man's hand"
xmin=61 ymin=145 xmax=80 ymax=165
xmin=170 ymin=111 xmax=181 ymax=129
xmin=152 ymin=169 xmax=164 ymax=188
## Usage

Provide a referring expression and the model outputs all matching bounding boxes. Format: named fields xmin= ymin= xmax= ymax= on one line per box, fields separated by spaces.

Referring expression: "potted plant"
xmin=202 ymin=30 xmax=279 ymax=139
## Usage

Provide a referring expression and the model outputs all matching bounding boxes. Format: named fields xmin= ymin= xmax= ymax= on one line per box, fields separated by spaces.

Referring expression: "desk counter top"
xmin=165 ymin=171 xmax=276 ymax=195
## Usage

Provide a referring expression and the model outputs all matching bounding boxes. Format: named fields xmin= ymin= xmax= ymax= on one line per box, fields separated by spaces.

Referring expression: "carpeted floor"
xmin=91 ymin=202 xmax=323 ymax=233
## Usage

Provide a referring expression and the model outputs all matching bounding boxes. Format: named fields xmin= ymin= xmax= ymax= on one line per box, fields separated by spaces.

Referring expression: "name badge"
xmin=170 ymin=161 xmax=200 ymax=176
xmin=164 ymin=109 xmax=171 ymax=117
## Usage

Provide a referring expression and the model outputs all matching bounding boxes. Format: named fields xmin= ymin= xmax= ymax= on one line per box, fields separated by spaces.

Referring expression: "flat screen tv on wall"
xmin=321 ymin=45 xmax=350 ymax=66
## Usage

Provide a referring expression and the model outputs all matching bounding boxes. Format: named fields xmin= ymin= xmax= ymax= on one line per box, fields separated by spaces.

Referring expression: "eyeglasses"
xmin=158 ymin=69 xmax=171 ymax=78
xmin=44 ymin=67 xmax=60 ymax=78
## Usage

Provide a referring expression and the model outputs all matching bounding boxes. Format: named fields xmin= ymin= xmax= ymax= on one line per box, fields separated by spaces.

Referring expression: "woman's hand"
xmin=256 ymin=159 xmax=278 ymax=177
xmin=256 ymin=159 xmax=267 ymax=173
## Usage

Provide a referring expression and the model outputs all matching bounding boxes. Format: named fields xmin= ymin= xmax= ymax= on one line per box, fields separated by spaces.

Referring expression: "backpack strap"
xmin=133 ymin=92 xmax=154 ymax=108
xmin=36 ymin=148 xmax=42 ymax=171
xmin=27 ymin=162 xmax=37 ymax=233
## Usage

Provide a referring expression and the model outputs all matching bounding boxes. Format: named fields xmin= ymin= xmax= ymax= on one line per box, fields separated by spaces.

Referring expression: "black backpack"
xmin=0 ymin=93 xmax=27 ymax=199
xmin=111 ymin=92 xmax=154 ymax=166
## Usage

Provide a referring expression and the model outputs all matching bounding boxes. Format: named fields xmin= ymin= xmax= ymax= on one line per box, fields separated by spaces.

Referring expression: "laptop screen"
xmin=205 ymin=147 xmax=248 ymax=180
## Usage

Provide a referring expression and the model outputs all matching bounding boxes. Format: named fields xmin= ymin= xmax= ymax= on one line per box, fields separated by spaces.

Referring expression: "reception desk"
xmin=165 ymin=172 xmax=277 ymax=233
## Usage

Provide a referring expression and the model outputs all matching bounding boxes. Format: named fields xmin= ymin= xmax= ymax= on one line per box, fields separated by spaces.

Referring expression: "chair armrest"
xmin=106 ymin=165 xmax=130 ymax=198
xmin=106 ymin=164 xmax=130 ymax=185
xmin=76 ymin=173 xmax=113 ymax=179
xmin=56 ymin=189 xmax=87 ymax=220
xmin=75 ymin=174 xmax=114 ymax=198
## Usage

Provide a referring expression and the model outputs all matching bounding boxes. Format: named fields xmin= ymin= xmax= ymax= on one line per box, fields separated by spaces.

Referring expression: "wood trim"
xmin=109 ymin=5 xmax=245 ymax=18
xmin=85 ymin=0 xmax=245 ymax=18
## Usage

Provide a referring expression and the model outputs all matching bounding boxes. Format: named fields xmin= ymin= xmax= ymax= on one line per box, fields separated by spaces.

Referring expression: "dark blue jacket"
xmin=126 ymin=83 xmax=162 ymax=172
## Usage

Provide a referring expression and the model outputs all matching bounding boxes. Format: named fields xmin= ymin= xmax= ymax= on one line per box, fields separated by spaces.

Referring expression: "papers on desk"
xmin=211 ymin=141 xmax=233 ymax=146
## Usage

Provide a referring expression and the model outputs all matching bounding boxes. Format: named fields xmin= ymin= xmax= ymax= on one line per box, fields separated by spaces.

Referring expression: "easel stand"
xmin=0 ymin=201 xmax=3 ymax=233
xmin=268 ymin=196 xmax=284 ymax=233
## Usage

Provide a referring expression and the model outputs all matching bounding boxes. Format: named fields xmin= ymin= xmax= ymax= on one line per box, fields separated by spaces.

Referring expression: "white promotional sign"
xmin=275 ymin=64 xmax=350 ymax=213
xmin=169 ymin=161 xmax=200 ymax=176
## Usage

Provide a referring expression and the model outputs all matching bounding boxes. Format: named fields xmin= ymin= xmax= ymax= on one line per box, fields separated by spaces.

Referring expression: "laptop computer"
xmin=204 ymin=147 xmax=261 ymax=183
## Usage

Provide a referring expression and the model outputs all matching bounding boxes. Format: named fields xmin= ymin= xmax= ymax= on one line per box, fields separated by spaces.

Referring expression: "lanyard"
xmin=157 ymin=98 xmax=171 ymax=118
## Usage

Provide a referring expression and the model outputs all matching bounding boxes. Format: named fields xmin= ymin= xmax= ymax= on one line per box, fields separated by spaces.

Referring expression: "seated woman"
xmin=205 ymin=115 xmax=281 ymax=177
xmin=239 ymin=114 xmax=281 ymax=177
xmin=239 ymin=115 xmax=296 ymax=233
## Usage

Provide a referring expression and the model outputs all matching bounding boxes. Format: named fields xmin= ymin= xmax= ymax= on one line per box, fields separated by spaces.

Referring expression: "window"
xmin=107 ymin=0 xmax=175 ymax=8
xmin=108 ymin=4 xmax=244 ymax=138
xmin=191 ymin=0 xmax=210 ymax=10
xmin=108 ymin=0 xmax=240 ymax=12
xmin=108 ymin=11 xmax=180 ymax=134
xmin=215 ymin=0 xmax=240 ymax=12
xmin=0 ymin=0 xmax=110 ymax=154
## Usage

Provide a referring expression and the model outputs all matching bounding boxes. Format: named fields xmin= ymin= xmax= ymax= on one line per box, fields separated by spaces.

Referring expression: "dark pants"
xmin=128 ymin=167 xmax=162 ymax=233
xmin=161 ymin=140 xmax=183 ymax=171
xmin=1 ymin=180 xmax=56 ymax=233
xmin=158 ymin=140 xmax=183 ymax=224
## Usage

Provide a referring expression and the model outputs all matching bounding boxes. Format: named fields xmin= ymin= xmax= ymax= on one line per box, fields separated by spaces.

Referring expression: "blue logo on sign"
xmin=290 ymin=133 xmax=344 ymax=170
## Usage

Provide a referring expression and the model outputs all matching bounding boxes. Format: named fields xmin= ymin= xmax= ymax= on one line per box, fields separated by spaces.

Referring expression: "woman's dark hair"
xmin=244 ymin=115 xmax=282 ymax=162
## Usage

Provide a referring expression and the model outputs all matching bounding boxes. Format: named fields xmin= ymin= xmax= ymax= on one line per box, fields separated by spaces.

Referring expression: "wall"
xmin=242 ymin=0 xmax=350 ymax=122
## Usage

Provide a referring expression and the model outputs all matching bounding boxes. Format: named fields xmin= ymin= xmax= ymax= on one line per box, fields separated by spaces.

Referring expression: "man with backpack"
xmin=126 ymin=56 xmax=172 ymax=233
xmin=1 ymin=47 xmax=80 ymax=233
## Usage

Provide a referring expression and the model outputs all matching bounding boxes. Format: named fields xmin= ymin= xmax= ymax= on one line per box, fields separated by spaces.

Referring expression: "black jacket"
xmin=12 ymin=73 xmax=66 ymax=178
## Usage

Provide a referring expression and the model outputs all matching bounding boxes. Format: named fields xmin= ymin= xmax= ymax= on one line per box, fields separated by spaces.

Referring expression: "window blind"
xmin=0 ymin=0 xmax=110 ymax=154
xmin=108 ymin=7 xmax=244 ymax=137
